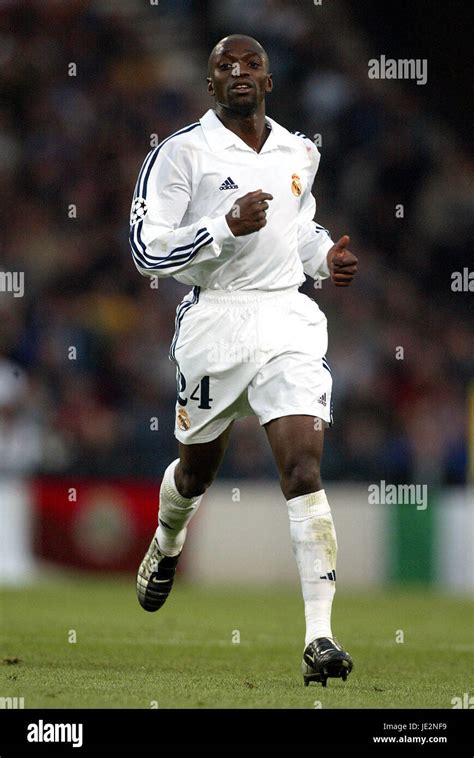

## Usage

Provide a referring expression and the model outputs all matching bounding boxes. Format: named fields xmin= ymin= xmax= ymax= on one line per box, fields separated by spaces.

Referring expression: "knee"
xmin=175 ymin=463 xmax=215 ymax=499
xmin=280 ymin=457 xmax=322 ymax=501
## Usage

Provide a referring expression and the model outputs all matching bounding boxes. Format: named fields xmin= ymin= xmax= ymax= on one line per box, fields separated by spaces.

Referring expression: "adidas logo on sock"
xmin=319 ymin=570 xmax=337 ymax=581
xmin=219 ymin=177 xmax=238 ymax=190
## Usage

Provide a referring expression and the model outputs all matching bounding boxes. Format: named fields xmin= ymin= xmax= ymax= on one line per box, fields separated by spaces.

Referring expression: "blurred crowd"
xmin=1 ymin=0 xmax=471 ymax=484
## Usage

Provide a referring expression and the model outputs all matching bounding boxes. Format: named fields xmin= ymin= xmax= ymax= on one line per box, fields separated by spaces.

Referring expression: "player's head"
xmin=206 ymin=35 xmax=272 ymax=116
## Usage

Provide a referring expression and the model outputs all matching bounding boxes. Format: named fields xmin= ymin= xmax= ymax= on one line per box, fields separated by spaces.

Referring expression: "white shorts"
xmin=170 ymin=286 xmax=333 ymax=444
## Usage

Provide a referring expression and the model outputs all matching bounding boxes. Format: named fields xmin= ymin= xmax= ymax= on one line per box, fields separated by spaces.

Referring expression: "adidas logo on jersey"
xmin=219 ymin=177 xmax=238 ymax=190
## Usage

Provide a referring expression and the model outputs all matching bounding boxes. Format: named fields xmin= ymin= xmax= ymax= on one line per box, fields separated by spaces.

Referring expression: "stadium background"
xmin=0 ymin=0 xmax=472 ymax=710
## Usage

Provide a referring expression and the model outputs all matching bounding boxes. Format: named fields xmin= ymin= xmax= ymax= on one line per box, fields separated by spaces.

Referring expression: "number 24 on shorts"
xmin=177 ymin=373 xmax=213 ymax=409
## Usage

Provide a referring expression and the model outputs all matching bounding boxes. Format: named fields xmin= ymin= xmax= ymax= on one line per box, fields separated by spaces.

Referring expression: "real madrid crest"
xmin=291 ymin=174 xmax=302 ymax=197
xmin=177 ymin=407 xmax=191 ymax=431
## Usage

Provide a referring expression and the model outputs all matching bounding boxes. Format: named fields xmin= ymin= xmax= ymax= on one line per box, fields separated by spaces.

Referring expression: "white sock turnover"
xmin=287 ymin=489 xmax=338 ymax=646
xmin=155 ymin=459 xmax=203 ymax=557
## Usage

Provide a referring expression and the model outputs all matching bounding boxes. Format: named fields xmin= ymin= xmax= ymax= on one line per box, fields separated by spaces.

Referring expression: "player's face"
xmin=207 ymin=41 xmax=272 ymax=114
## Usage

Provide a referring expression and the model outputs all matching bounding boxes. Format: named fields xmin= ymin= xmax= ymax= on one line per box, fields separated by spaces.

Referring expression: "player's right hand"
xmin=225 ymin=190 xmax=273 ymax=236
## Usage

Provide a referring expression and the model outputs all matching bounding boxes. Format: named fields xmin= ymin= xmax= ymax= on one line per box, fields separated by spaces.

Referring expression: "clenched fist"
xmin=226 ymin=190 xmax=273 ymax=236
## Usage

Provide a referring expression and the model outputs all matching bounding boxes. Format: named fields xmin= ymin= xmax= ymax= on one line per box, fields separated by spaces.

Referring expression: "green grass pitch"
xmin=1 ymin=577 xmax=472 ymax=709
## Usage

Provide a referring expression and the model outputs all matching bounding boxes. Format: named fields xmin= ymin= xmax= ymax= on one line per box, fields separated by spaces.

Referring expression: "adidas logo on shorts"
xmin=219 ymin=177 xmax=238 ymax=190
xmin=317 ymin=392 xmax=327 ymax=407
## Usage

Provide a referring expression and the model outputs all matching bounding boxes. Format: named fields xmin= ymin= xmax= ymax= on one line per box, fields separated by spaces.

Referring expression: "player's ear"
xmin=206 ymin=77 xmax=214 ymax=95
xmin=265 ymin=73 xmax=273 ymax=94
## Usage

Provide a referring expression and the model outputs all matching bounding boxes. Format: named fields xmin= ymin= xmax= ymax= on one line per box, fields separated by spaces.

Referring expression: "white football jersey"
xmin=130 ymin=109 xmax=333 ymax=291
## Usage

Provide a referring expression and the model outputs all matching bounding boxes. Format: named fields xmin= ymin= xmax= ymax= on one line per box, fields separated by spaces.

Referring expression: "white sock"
xmin=287 ymin=489 xmax=337 ymax=646
xmin=155 ymin=459 xmax=203 ymax=557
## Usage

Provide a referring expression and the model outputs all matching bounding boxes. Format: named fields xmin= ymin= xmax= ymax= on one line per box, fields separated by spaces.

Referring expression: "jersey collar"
xmin=200 ymin=109 xmax=297 ymax=153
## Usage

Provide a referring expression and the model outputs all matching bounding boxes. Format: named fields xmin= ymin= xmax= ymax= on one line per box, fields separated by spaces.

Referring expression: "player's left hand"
xmin=327 ymin=235 xmax=358 ymax=287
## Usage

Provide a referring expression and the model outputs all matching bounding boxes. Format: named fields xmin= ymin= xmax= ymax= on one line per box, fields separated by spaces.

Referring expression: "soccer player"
xmin=130 ymin=35 xmax=358 ymax=687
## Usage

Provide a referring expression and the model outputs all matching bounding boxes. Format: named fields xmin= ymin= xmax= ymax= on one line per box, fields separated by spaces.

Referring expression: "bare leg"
xmin=174 ymin=422 xmax=234 ymax=498
xmin=264 ymin=415 xmax=324 ymax=500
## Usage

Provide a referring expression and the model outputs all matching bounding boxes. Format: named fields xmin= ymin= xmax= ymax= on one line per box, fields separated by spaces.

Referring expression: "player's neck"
xmin=214 ymin=106 xmax=270 ymax=153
